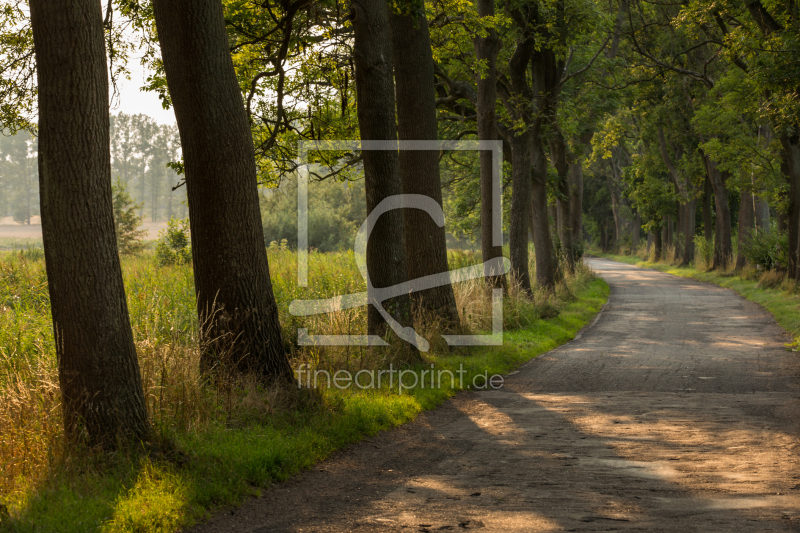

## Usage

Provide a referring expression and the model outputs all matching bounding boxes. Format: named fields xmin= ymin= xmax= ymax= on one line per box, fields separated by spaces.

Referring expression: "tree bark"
xmin=474 ymin=0 xmax=504 ymax=287
xmin=569 ymin=160 xmax=584 ymax=247
xmin=30 ymin=0 xmax=149 ymax=445
xmin=754 ymin=195 xmax=770 ymax=233
xmin=704 ymin=155 xmax=733 ymax=269
xmin=390 ymin=4 xmax=459 ymax=326
xmin=350 ymin=0 xmax=416 ymax=345
xmin=780 ymin=132 xmax=800 ymax=278
xmin=152 ymin=0 xmax=293 ymax=381
xmin=736 ymin=189 xmax=754 ymax=269
xmin=530 ymin=128 xmax=556 ymax=289
xmin=550 ymin=132 xmax=574 ymax=272
xmin=703 ymin=173 xmax=713 ymax=242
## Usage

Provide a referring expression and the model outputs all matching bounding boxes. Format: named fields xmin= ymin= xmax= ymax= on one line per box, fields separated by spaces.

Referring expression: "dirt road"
xmin=191 ymin=258 xmax=800 ymax=532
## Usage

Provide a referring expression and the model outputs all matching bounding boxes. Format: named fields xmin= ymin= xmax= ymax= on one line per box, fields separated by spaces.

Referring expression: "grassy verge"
xmin=0 ymin=251 xmax=608 ymax=532
xmin=590 ymin=251 xmax=800 ymax=344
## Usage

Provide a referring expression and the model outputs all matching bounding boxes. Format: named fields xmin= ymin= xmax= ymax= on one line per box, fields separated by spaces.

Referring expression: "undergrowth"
xmin=0 ymin=249 xmax=608 ymax=532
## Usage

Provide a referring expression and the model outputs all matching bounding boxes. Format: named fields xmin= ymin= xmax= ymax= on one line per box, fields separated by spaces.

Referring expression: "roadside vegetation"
xmin=590 ymin=238 xmax=800 ymax=346
xmin=0 ymin=246 xmax=607 ymax=532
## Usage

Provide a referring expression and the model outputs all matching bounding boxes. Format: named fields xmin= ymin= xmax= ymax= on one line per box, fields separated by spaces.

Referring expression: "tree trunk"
xmin=683 ymin=198 xmax=696 ymax=265
xmin=550 ymin=132 xmax=574 ymax=272
xmin=653 ymin=226 xmax=662 ymax=261
xmin=350 ymin=0 xmax=416 ymax=344
xmin=152 ymin=0 xmax=293 ymax=381
xmin=530 ymin=128 xmax=556 ymax=289
xmin=704 ymin=155 xmax=733 ymax=269
xmin=633 ymin=211 xmax=641 ymax=251
xmin=510 ymin=130 xmax=533 ymax=293
xmin=780 ymin=132 xmax=800 ymax=278
xmin=569 ymin=160 xmax=583 ymax=248
xmin=703 ymin=173 xmax=713 ymax=242
xmin=390 ymin=5 xmax=459 ymax=326
xmin=754 ymin=195 xmax=770 ymax=233
xmin=736 ymin=189 xmax=754 ymax=269
xmin=30 ymin=0 xmax=149 ymax=445
xmin=473 ymin=0 xmax=504 ymax=287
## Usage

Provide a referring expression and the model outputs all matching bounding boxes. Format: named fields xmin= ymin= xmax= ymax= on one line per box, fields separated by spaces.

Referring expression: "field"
xmin=0 ymin=248 xmax=608 ymax=532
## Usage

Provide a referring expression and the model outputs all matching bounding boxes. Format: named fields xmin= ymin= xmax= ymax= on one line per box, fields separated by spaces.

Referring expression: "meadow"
xmin=0 ymin=247 xmax=608 ymax=532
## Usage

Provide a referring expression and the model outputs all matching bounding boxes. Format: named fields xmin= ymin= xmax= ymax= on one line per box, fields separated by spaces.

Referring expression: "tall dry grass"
xmin=0 ymin=247 xmax=593 ymax=509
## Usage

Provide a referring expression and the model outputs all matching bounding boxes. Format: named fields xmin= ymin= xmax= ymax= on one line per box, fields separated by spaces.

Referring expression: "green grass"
xmin=0 ymin=250 xmax=608 ymax=532
xmin=590 ymin=250 xmax=800 ymax=344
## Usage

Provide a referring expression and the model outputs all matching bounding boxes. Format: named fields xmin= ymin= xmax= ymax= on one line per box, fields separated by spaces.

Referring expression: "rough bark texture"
xmin=510 ymin=129 xmax=533 ymax=293
xmin=736 ymin=190 xmax=754 ymax=269
xmin=351 ymin=0 xmax=416 ymax=343
xmin=30 ymin=0 xmax=149 ymax=445
xmin=390 ymin=5 xmax=459 ymax=326
xmin=530 ymin=128 xmax=556 ymax=289
xmin=152 ymin=0 xmax=292 ymax=381
xmin=474 ymin=0 xmax=504 ymax=287
xmin=550 ymin=132 xmax=574 ymax=273
xmin=507 ymin=39 xmax=535 ymax=294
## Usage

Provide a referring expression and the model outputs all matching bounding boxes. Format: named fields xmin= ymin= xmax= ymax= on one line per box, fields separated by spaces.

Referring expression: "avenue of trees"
xmin=0 ymin=0 xmax=798 ymax=445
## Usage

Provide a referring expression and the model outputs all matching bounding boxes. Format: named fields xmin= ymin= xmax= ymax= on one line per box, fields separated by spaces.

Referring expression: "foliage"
xmin=155 ymin=218 xmax=191 ymax=267
xmin=112 ymin=178 xmax=147 ymax=255
xmin=740 ymin=228 xmax=788 ymax=271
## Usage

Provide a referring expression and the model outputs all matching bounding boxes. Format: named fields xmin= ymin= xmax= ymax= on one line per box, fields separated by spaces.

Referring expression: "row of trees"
xmin=3 ymin=0 xmax=798 ymax=447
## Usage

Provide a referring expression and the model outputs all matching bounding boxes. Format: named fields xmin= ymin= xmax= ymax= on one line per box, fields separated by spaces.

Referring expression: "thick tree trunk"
xmin=736 ymin=189 xmax=754 ymax=269
xmin=530 ymin=131 xmax=556 ymax=289
xmin=550 ymin=133 xmax=574 ymax=273
xmin=152 ymin=0 xmax=293 ymax=381
xmin=30 ymin=0 xmax=149 ymax=445
xmin=704 ymin=155 xmax=733 ymax=269
xmin=350 ymin=0 xmax=416 ymax=344
xmin=510 ymin=131 xmax=533 ymax=293
xmin=703 ymin=173 xmax=713 ymax=242
xmin=569 ymin=160 xmax=584 ymax=248
xmin=780 ymin=132 xmax=800 ymax=278
xmin=474 ymin=0 xmax=504 ymax=287
xmin=390 ymin=5 xmax=459 ymax=326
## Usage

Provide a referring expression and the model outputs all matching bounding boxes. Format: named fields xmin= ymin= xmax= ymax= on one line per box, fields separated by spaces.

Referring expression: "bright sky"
xmin=111 ymin=61 xmax=176 ymax=125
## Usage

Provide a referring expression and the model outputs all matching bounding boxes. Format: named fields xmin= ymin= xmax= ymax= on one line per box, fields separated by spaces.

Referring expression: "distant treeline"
xmin=0 ymin=113 xmax=185 ymax=224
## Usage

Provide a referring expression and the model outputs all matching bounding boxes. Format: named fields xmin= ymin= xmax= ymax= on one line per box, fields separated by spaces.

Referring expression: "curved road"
xmin=193 ymin=258 xmax=800 ymax=532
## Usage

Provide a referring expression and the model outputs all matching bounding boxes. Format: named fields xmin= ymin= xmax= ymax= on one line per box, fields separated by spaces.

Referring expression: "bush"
xmin=693 ymin=234 xmax=714 ymax=268
xmin=156 ymin=218 xmax=192 ymax=266
xmin=741 ymin=228 xmax=788 ymax=270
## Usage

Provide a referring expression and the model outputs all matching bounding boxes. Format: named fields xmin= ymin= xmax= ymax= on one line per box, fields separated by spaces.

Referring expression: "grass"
xmin=0 ymin=248 xmax=608 ymax=532
xmin=589 ymin=247 xmax=800 ymax=345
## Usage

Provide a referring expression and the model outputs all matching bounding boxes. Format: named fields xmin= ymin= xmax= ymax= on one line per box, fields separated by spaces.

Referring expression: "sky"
xmin=110 ymin=57 xmax=176 ymax=125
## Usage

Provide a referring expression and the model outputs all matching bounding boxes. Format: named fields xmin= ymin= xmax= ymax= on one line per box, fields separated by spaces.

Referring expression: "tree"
xmin=112 ymin=178 xmax=147 ymax=255
xmin=351 ymin=0 xmax=418 ymax=353
xmin=152 ymin=0 xmax=293 ymax=382
xmin=29 ymin=0 xmax=149 ymax=445
xmin=390 ymin=0 xmax=460 ymax=327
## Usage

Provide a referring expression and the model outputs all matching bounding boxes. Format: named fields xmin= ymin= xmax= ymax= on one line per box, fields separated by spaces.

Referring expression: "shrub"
xmin=156 ymin=218 xmax=192 ymax=266
xmin=741 ymin=228 xmax=788 ymax=270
